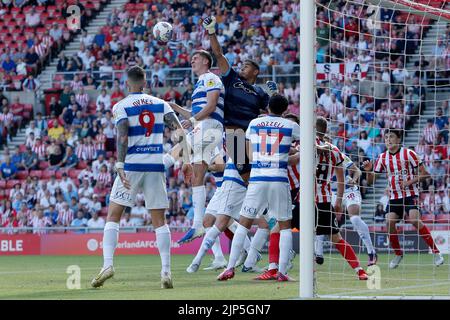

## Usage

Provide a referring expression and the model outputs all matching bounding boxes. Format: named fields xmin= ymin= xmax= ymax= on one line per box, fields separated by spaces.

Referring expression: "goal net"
xmin=309 ymin=0 xmax=450 ymax=299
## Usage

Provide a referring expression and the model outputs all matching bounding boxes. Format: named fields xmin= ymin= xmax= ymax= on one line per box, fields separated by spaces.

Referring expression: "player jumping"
xmin=217 ymin=94 xmax=299 ymax=282
xmin=91 ymin=66 xmax=192 ymax=289
xmin=363 ymin=129 xmax=444 ymax=268
xmin=169 ymin=50 xmax=225 ymax=244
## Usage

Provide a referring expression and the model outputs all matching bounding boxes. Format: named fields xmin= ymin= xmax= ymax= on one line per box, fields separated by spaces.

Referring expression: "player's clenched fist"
xmin=362 ymin=160 xmax=373 ymax=171
xmin=203 ymin=16 xmax=216 ymax=34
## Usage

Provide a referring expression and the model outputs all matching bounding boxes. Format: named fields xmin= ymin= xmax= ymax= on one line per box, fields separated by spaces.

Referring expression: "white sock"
xmin=226 ymin=224 xmax=249 ymax=269
xmin=192 ymin=186 xmax=206 ymax=229
xmin=315 ymin=235 xmax=325 ymax=257
xmin=228 ymin=220 xmax=238 ymax=233
xmin=350 ymin=215 xmax=375 ymax=254
xmin=269 ymin=262 xmax=278 ymax=271
xmin=155 ymin=224 xmax=171 ymax=276
xmin=102 ymin=222 xmax=119 ymax=269
xmin=163 ymin=153 xmax=175 ymax=169
xmin=244 ymin=228 xmax=269 ymax=268
xmin=210 ymin=230 xmax=225 ymax=262
xmin=192 ymin=225 xmax=221 ymax=266
xmin=279 ymin=229 xmax=292 ymax=275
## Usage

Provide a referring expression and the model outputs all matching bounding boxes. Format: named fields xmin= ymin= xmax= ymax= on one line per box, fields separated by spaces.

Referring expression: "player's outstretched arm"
xmin=349 ymin=162 xmax=362 ymax=185
xmin=168 ymin=102 xmax=192 ymax=120
xmin=164 ymin=112 xmax=193 ymax=181
xmin=362 ymin=160 xmax=376 ymax=186
xmin=115 ymin=118 xmax=131 ymax=189
xmin=203 ymin=16 xmax=230 ymax=75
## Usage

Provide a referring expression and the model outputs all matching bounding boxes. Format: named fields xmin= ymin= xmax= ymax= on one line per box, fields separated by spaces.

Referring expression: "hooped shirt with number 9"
xmin=246 ymin=115 xmax=300 ymax=183
xmin=112 ymin=93 xmax=174 ymax=172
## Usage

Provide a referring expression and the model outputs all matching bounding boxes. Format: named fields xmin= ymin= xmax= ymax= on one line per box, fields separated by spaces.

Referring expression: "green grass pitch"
xmin=0 ymin=254 xmax=449 ymax=299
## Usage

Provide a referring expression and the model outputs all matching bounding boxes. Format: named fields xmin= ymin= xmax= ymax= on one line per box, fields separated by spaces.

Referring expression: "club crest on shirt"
xmin=206 ymin=79 xmax=216 ymax=87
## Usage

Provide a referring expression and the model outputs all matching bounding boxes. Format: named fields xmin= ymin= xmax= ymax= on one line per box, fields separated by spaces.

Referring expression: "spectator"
xmin=48 ymin=121 xmax=64 ymax=140
xmin=374 ymin=204 xmax=386 ymax=223
xmin=21 ymin=146 xmax=38 ymax=170
xmin=87 ymin=211 xmax=105 ymax=232
xmin=0 ymin=156 xmax=17 ymax=180
xmin=423 ymin=118 xmax=439 ymax=144
xmin=22 ymin=74 xmax=40 ymax=92
xmin=71 ymin=210 xmax=88 ymax=233
xmin=25 ymin=7 xmax=41 ymax=27
xmin=96 ymin=89 xmax=111 ymax=111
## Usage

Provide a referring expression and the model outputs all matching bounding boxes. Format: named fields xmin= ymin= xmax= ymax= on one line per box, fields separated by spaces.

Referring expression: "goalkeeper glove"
xmin=266 ymin=80 xmax=279 ymax=96
xmin=203 ymin=16 xmax=217 ymax=35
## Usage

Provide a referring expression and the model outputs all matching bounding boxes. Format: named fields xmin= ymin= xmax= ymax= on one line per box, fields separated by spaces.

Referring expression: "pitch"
xmin=0 ymin=254 xmax=448 ymax=299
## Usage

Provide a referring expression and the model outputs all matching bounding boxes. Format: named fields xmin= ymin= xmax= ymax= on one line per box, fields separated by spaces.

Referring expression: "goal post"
xmin=300 ymin=0 xmax=450 ymax=299
xmin=299 ymin=0 xmax=316 ymax=299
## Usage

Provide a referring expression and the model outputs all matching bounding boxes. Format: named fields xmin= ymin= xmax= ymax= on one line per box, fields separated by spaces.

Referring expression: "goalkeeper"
xmin=203 ymin=16 xmax=278 ymax=179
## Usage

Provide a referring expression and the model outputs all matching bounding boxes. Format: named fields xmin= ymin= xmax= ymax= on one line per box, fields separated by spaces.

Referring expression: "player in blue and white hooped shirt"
xmin=91 ymin=66 xmax=192 ymax=290
xmin=217 ymin=94 xmax=300 ymax=282
xmin=169 ymin=50 xmax=225 ymax=245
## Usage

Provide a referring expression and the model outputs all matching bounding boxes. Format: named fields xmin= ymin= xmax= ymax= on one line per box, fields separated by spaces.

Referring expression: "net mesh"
xmin=313 ymin=0 xmax=450 ymax=298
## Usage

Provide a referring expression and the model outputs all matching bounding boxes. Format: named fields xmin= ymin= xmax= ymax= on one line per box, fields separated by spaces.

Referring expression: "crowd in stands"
xmin=0 ymin=0 xmax=294 ymax=232
xmin=0 ymin=0 xmax=107 ymax=91
xmin=315 ymin=0 xmax=449 ymax=220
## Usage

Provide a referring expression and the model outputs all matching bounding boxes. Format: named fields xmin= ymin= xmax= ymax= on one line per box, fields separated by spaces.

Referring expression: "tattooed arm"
xmin=115 ymin=118 xmax=130 ymax=189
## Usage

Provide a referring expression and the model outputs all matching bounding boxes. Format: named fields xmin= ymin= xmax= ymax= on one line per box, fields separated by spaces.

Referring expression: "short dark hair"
xmin=385 ymin=128 xmax=403 ymax=141
xmin=283 ymin=113 xmax=299 ymax=124
xmin=268 ymin=94 xmax=288 ymax=115
xmin=127 ymin=65 xmax=145 ymax=82
xmin=193 ymin=50 xmax=213 ymax=68
xmin=316 ymin=116 xmax=328 ymax=136
xmin=244 ymin=59 xmax=260 ymax=71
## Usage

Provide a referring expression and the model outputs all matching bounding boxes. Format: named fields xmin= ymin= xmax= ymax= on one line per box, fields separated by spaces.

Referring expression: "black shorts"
xmin=386 ymin=196 xmax=419 ymax=219
xmin=315 ymin=202 xmax=340 ymax=236
xmin=291 ymin=188 xmax=299 ymax=229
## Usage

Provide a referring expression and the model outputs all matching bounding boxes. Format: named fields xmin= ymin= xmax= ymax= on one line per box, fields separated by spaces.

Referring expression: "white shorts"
xmin=110 ymin=171 xmax=169 ymax=210
xmin=332 ymin=188 xmax=362 ymax=209
xmin=240 ymin=182 xmax=292 ymax=222
xmin=206 ymin=180 xmax=247 ymax=221
xmin=187 ymin=118 xmax=223 ymax=165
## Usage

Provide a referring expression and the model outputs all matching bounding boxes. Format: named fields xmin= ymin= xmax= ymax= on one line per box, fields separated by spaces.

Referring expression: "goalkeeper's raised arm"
xmin=203 ymin=16 xmax=230 ymax=75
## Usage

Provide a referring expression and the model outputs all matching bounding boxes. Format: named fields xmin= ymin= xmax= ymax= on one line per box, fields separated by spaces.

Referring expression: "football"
xmin=153 ymin=21 xmax=173 ymax=43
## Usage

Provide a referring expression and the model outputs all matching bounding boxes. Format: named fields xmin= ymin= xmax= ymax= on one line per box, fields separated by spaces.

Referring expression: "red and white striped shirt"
xmin=70 ymin=80 xmax=84 ymax=92
xmin=374 ymin=147 xmax=421 ymax=200
xmin=75 ymin=93 xmax=89 ymax=109
xmin=76 ymin=143 xmax=96 ymax=161
xmin=315 ymin=139 xmax=344 ymax=203
xmin=423 ymin=124 xmax=439 ymax=144
xmin=34 ymin=42 xmax=47 ymax=58
xmin=57 ymin=208 xmax=74 ymax=226
xmin=41 ymin=35 xmax=53 ymax=48
xmin=0 ymin=112 xmax=14 ymax=124
xmin=95 ymin=133 xmax=106 ymax=151
xmin=97 ymin=171 xmax=112 ymax=186
xmin=32 ymin=143 xmax=47 ymax=159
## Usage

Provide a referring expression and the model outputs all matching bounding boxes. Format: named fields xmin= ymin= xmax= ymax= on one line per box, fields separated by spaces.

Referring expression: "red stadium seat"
xmin=6 ymin=180 xmax=20 ymax=189
xmin=436 ymin=214 xmax=450 ymax=224
xmin=38 ymin=161 xmax=49 ymax=170
xmin=29 ymin=170 xmax=42 ymax=178
xmin=15 ymin=170 xmax=29 ymax=180
xmin=77 ymin=161 xmax=88 ymax=169
xmin=42 ymin=170 xmax=54 ymax=180
xmin=421 ymin=214 xmax=435 ymax=224
xmin=69 ymin=170 xmax=81 ymax=180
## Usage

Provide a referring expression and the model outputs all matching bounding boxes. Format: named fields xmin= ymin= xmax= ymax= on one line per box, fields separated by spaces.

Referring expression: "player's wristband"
xmin=115 ymin=162 xmax=124 ymax=171
xmin=189 ymin=116 xmax=198 ymax=127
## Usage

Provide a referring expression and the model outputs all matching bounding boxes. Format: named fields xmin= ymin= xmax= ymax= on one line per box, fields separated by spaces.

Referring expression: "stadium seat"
xmin=0 ymin=180 xmax=6 ymax=189
xmin=421 ymin=214 xmax=435 ymax=224
xmin=29 ymin=170 xmax=43 ymax=178
xmin=100 ymin=207 xmax=108 ymax=216
xmin=6 ymin=180 xmax=20 ymax=189
xmin=69 ymin=170 xmax=81 ymax=180
xmin=38 ymin=161 xmax=49 ymax=170
xmin=42 ymin=170 xmax=54 ymax=180
xmin=435 ymin=214 xmax=450 ymax=224
xmin=15 ymin=170 xmax=29 ymax=180
xmin=77 ymin=161 xmax=88 ymax=169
